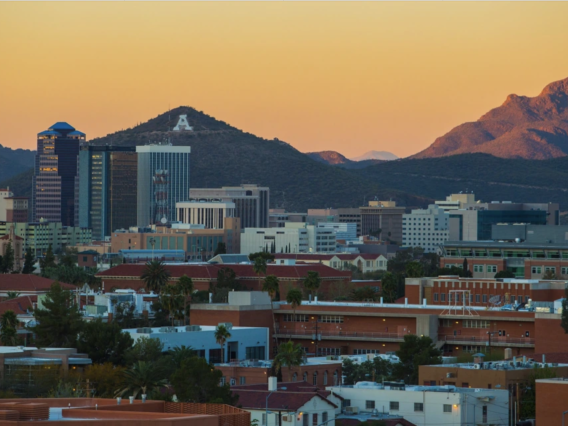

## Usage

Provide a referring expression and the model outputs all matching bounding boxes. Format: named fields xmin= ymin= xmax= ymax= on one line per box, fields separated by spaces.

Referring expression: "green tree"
xmin=170 ymin=356 xmax=238 ymax=404
xmin=214 ymin=242 xmax=227 ymax=256
xmin=76 ymin=318 xmax=134 ymax=366
xmin=253 ymin=256 xmax=268 ymax=291
xmin=561 ymin=286 xmax=568 ymax=334
xmin=420 ymin=253 xmax=440 ymax=277
xmin=286 ymin=288 xmax=303 ymax=320
xmin=124 ymin=336 xmax=165 ymax=365
xmin=43 ymin=265 xmax=88 ymax=285
xmin=341 ymin=358 xmax=374 ymax=385
xmin=263 ymin=275 xmax=280 ymax=344
xmin=5 ymin=291 xmax=20 ymax=300
xmin=161 ymin=284 xmax=183 ymax=326
xmin=59 ymin=247 xmax=78 ymax=267
xmin=249 ymin=252 xmax=275 ymax=263
xmin=387 ymin=250 xmax=413 ymax=274
xmin=273 ymin=341 xmax=304 ymax=382
xmin=373 ymin=357 xmax=393 ymax=382
xmin=84 ymin=363 xmax=126 ymax=398
xmin=462 ymin=257 xmax=469 ymax=273
xmin=405 ymin=261 xmax=424 ymax=278
xmin=380 ymin=272 xmax=398 ymax=303
xmin=22 ymin=246 xmax=35 ymax=274
xmin=140 ymin=260 xmax=171 ymax=293
xmin=519 ymin=365 xmax=557 ymax=420
xmin=393 ymin=335 xmax=442 ymax=384
xmin=177 ymin=275 xmax=194 ymax=326
xmin=494 ymin=270 xmax=515 ymax=279
xmin=27 ymin=282 xmax=83 ymax=347
xmin=0 ymin=241 xmax=15 ymax=273
xmin=0 ymin=310 xmax=19 ymax=346
xmin=168 ymin=345 xmax=196 ymax=370
xmin=214 ymin=324 xmax=232 ymax=364
xmin=303 ymin=271 xmax=321 ymax=299
xmin=350 ymin=286 xmax=380 ymax=302
xmin=116 ymin=361 xmax=169 ymax=399
xmin=543 ymin=269 xmax=557 ymax=280
xmin=39 ymin=244 xmax=56 ymax=275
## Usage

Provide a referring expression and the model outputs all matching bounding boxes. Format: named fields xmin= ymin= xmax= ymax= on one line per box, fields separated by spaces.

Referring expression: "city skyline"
xmin=1 ymin=2 xmax=568 ymax=157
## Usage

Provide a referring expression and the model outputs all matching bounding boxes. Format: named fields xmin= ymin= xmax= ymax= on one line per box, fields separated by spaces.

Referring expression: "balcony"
xmin=440 ymin=334 xmax=534 ymax=347
xmin=274 ymin=329 xmax=405 ymax=342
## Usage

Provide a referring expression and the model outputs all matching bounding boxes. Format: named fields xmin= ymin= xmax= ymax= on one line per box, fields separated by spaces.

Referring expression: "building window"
xmin=531 ymin=266 xmax=542 ymax=274
xmin=434 ymin=293 xmax=439 ymax=302
xmin=303 ymin=372 xmax=308 ymax=382
xmin=462 ymin=382 xmax=469 ymax=388
xmin=545 ymin=266 xmax=556 ymax=274
xmin=366 ymin=401 xmax=375 ymax=410
xmin=414 ymin=403 xmax=424 ymax=412
xmin=389 ymin=402 xmax=399 ymax=411
xmin=313 ymin=372 xmax=318 ymax=386
xmin=482 ymin=295 xmax=487 ymax=303
xmin=473 ymin=265 xmax=483 ymax=273
xmin=246 ymin=346 xmax=266 ymax=360
xmin=487 ymin=265 xmax=497 ymax=273
xmin=262 ymin=414 xmax=267 ymax=425
xmin=443 ymin=404 xmax=452 ymax=413
xmin=318 ymin=315 xmax=344 ymax=323
xmin=292 ymin=373 xmax=298 ymax=382
xmin=312 ymin=414 xmax=318 ymax=426
xmin=322 ymin=412 xmax=328 ymax=424
xmin=240 ymin=377 xmax=246 ymax=385
xmin=475 ymin=294 xmax=480 ymax=303
xmin=303 ymin=414 xmax=309 ymax=426
xmin=441 ymin=293 xmax=446 ymax=302
xmin=333 ymin=370 xmax=339 ymax=385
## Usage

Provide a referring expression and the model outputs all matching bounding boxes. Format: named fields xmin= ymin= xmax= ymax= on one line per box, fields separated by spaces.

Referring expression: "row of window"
xmin=353 ymin=349 xmax=380 ymax=355
xmin=318 ymin=315 xmax=344 ymax=323
xmin=531 ymin=266 xmax=568 ymax=275
xmin=442 ymin=319 xmax=490 ymax=328
xmin=472 ymin=265 xmax=498 ymax=273
xmin=283 ymin=314 xmax=309 ymax=322
xmin=362 ymin=401 xmax=454 ymax=413
xmin=434 ymin=293 xmax=530 ymax=304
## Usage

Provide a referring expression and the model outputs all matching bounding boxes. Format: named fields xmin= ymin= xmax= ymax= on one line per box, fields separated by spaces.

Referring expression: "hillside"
xmin=0 ymin=168 xmax=34 ymax=199
xmin=0 ymin=144 xmax=35 ymax=183
xmin=88 ymin=106 xmax=430 ymax=211
xmin=413 ymin=77 xmax=568 ymax=159
xmin=305 ymin=150 xmax=383 ymax=169
xmin=358 ymin=153 xmax=568 ymax=209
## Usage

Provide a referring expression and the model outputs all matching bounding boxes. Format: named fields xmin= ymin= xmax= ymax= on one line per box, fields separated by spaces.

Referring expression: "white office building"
xmin=176 ymin=201 xmax=236 ymax=229
xmin=402 ymin=205 xmax=449 ymax=253
xmin=123 ymin=323 xmax=269 ymax=364
xmin=326 ymin=382 xmax=508 ymax=426
xmin=241 ymin=226 xmax=309 ymax=254
xmin=285 ymin=223 xmax=336 ymax=253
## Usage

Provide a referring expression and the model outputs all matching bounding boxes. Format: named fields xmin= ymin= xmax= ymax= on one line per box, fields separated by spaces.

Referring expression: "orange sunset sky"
xmin=1 ymin=2 xmax=568 ymax=158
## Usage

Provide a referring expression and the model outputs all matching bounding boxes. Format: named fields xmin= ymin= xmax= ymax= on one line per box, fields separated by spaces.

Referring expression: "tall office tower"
xmin=137 ymin=144 xmax=191 ymax=227
xmin=33 ymin=123 xmax=85 ymax=225
xmin=360 ymin=200 xmax=405 ymax=244
xmin=189 ymin=184 xmax=269 ymax=229
xmin=76 ymin=146 xmax=138 ymax=240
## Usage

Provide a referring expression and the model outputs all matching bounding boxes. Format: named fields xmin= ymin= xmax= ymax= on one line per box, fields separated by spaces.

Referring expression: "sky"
xmin=1 ymin=3 xmax=568 ymax=158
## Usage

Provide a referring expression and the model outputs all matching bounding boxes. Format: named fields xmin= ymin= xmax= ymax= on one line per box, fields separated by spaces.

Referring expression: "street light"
xmin=562 ymin=409 xmax=568 ymax=426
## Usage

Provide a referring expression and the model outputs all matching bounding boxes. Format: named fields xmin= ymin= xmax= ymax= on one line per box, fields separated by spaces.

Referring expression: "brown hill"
xmin=306 ymin=150 xmax=351 ymax=165
xmin=413 ymin=77 xmax=568 ymax=159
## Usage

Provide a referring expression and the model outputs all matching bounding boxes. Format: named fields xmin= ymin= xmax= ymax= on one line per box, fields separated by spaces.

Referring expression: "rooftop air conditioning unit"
xmin=185 ymin=325 xmax=202 ymax=332
xmin=218 ymin=322 xmax=233 ymax=330
xmin=159 ymin=326 xmax=177 ymax=333
xmin=474 ymin=364 xmax=481 ymax=370
xmin=136 ymin=327 xmax=153 ymax=334
xmin=345 ymin=407 xmax=359 ymax=414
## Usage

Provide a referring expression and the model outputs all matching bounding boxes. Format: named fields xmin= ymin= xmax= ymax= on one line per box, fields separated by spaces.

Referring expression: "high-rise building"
xmin=189 ymin=184 xmax=269 ymax=229
xmin=337 ymin=208 xmax=362 ymax=237
xmin=76 ymin=146 xmax=138 ymax=240
xmin=360 ymin=201 xmax=405 ymax=244
xmin=33 ymin=122 xmax=85 ymax=225
xmin=136 ymin=145 xmax=191 ymax=227
xmin=402 ymin=204 xmax=449 ymax=253
xmin=176 ymin=201 xmax=236 ymax=229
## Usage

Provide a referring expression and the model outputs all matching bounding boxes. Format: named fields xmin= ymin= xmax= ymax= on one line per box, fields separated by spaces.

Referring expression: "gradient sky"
xmin=1 ymin=2 xmax=568 ymax=158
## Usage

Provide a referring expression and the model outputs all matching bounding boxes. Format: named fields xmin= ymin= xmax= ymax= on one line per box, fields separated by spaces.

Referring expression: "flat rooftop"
xmin=331 ymin=382 xmax=507 ymax=394
xmin=124 ymin=325 xmax=262 ymax=334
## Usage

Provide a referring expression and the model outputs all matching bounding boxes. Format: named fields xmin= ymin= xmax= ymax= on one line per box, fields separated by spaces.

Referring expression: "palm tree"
xmin=286 ymin=288 xmax=303 ymax=321
xmin=0 ymin=310 xmax=19 ymax=346
xmin=177 ymin=275 xmax=194 ymax=326
xmin=303 ymin=271 xmax=321 ymax=300
xmin=5 ymin=291 xmax=20 ymax=300
xmin=263 ymin=275 xmax=280 ymax=347
xmin=140 ymin=260 xmax=171 ymax=293
xmin=253 ymin=257 xmax=268 ymax=291
xmin=169 ymin=345 xmax=196 ymax=369
xmin=115 ymin=361 xmax=168 ymax=399
xmin=161 ymin=284 xmax=183 ymax=326
xmin=214 ymin=324 xmax=232 ymax=364
xmin=273 ymin=341 xmax=304 ymax=382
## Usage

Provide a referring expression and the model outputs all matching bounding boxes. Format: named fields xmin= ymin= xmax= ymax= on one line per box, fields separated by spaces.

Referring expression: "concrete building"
xmin=190 ymin=185 xmax=269 ymax=229
xmin=273 ymin=253 xmax=387 ymax=274
xmin=76 ymin=145 xmax=137 ymax=240
xmin=284 ymin=223 xmax=336 ymax=253
xmin=0 ymin=189 xmax=28 ymax=222
xmin=402 ymin=205 xmax=448 ymax=253
xmin=110 ymin=219 xmax=241 ymax=260
xmin=241 ymin=226 xmax=309 ymax=254
xmin=435 ymin=193 xmax=476 ymax=211
xmin=536 ymin=378 xmax=568 ymax=426
xmin=176 ymin=201 xmax=236 ymax=229
xmin=326 ymin=382 xmax=508 ymax=426
xmin=360 ymin=201 xmax=404 ymax=244
xmin=32 ymin=122 xmax=85 ymax=226
xmin=337 ymin=208 xmax=362 ymax=237
xmin=136 ymin=144 xmax=191 ymax=227
xmin=124 ymin=324 xmax=269 ymax=364
xmin=0 ymin=221 xmax=92 ymax=256
xmin=232 ymin=380 xmax=338 ymax=426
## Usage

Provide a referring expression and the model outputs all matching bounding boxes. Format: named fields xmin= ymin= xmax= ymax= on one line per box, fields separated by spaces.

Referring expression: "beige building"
xmin=0 ymin=188 xmax=28 ymax=223
xmin=0 ymin=228 xmax=24 ymax=271
xmin=111 ymin=218 xmax=241 ymax=260
xmin=360 ymin=201 xmax=405 ymax=244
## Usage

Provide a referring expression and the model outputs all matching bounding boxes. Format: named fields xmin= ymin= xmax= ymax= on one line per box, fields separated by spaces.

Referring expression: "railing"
xmin=275 ymin=329 xmax=403 ymax=340
xmin=440 ymin=334 xmax=535 ymax=345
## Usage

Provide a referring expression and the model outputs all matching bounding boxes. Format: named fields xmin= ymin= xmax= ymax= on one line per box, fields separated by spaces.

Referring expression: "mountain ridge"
xmin=413 ymin=77 xmax=568 ymax=160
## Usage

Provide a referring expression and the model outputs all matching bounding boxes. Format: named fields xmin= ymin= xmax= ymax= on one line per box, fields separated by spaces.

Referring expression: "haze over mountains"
xmin=350 ymin=150 xmax=399 ymax=161
xmin=414 ymin=77 xmax=568 ymax=160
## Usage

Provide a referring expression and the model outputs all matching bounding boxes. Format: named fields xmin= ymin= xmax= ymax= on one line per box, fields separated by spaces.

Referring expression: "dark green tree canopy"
xmin=76 ymin=318 xmax=134 ymax=366
xmin=393 ymin=334 xmax=442 ymax=384
xmin=22 ymin=246 xmax=36 ymax=274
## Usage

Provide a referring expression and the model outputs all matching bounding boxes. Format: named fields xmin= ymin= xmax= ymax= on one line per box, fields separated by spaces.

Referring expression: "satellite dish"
xmin=161 ymin=217 xmax=168 ymax=224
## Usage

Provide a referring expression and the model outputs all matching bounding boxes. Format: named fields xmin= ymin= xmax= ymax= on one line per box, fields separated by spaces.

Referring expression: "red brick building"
xmin=536 ymin=378 xmax=568 ymax=426
xmin=96 ymin=263 xmax=351 ymax=299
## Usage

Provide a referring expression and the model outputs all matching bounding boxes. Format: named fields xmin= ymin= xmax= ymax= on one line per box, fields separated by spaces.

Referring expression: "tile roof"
xmin=274 ymin=254 xmax=383 ymax=261
xmin=97 ymin=263 xmax=351 ymax=280
xmin=0 ymin=234 xmax=23 ymax=240
xmin=0 ymin=295 xmax=37 ymax=315
xmin=0 ymin=275 xmax=74 ymax=292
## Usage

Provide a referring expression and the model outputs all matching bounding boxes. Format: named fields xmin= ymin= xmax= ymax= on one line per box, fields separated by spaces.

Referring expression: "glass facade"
xmin=33 ymin=123 xmax=84 ymax=225
xmin=477 ymin=210 xmax=547 ymax=240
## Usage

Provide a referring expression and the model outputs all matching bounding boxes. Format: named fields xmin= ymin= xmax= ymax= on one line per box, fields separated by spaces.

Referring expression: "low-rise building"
xmin=123 ymin=323 xmax=269 ymax=364
xmin=273 ymin=253 xmax=387 ymax=274
xmin=326 ymin=381 xmax=508 ymax=426
xmin=536 ymin=378 xmax=568 ymax=426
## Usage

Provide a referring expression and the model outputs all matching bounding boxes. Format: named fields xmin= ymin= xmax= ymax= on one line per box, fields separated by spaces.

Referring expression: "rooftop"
xmin=49 ymin=122 xmax=76 ymax=131
xmin=123 ymin=325 xmax=260 ymax=335
xmin=0 ymin=276 xmax=74 ymax=292
xmin=330 ymin=382 xmax=507 ymax=394
xmin=427 ymin=358 xmax=568 ymax=371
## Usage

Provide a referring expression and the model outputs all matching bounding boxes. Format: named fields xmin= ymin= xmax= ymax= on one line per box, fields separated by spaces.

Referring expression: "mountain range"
xmin=414 ymin=77 xmax=568 ymax=159
xmin=350 ymin=150 xmax=399 ymax=161
xmin=0 ymin=144 xmax=35 ymax=184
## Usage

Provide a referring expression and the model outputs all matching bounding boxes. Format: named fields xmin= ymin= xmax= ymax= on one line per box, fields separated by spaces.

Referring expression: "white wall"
xmin=248 ymin=396 xmax=335 ymax=426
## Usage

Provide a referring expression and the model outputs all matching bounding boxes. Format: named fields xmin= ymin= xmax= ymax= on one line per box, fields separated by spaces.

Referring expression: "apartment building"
xmin=402 ymin=205 xmax=449 ymax=253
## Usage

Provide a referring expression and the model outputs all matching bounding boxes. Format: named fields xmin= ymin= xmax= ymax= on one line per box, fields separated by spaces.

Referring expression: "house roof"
xmin=0 ymin=275 xmax=74 ymax=292
xmin=0 ymin=234 xmax=23 ymax=240
xmin=233 ymin=390 xmax=337 ymax=411
xmin=0 ymin=295 xmax=37 ymax=316
xmin=339 ymin=418 xmax=416 ymax=426
xmin=97 ymin=263 xmax=351 ymax=280
xmin=274 ymin=253 xmax=383 ymax=261
xmin=49 ymin=122 xmax=75 ymax=131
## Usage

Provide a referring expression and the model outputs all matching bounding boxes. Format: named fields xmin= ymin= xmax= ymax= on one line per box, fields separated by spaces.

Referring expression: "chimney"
xmin=422 ymin=298 xmax=427 ymax=307
xmin=209 ymin=293 xmax=213 ymax=303
xmin=314 ymin=296 xmax=318 ymax=303
xmin=268 ymin=376 xmax=277 ymax=391
xmin=543 ymin=354 xmax=546 ymax=364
